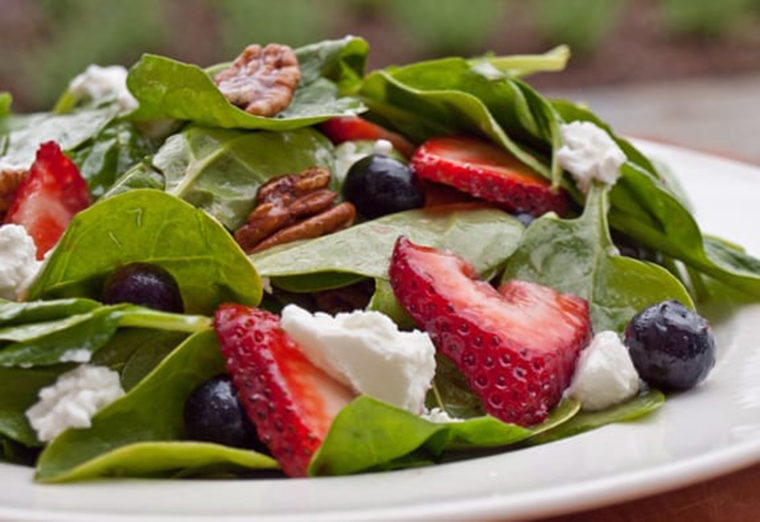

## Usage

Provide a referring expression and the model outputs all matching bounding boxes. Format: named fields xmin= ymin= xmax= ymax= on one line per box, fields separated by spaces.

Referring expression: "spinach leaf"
xmin=36 ymin=330 xmax=274 ymax=482
xmin=29 ymin=190 xmax=262 ymax=314
xmin=359 ymin=63 xmax=551 ymax=179
xmin=469 ymin=45 xmax=570 ymax=78
xmin=367 ymin=279 xmax=414 ymax=329
xmin=0 ymin=435 xmax=37 ymax=466
xmin=105 ymin=160 xmax=165 ymax=195
xmin=0 ymin=298 xmax=100 ymax=327
xmin=0 ymin=304 xmax=209 ymax=367
xmin=90 ymin=328 xmax=187 ymax=391
xmin=0 ymin=107 xmax=117 ymax=168
xmin=526 ymin=389 xmax=665 ymax=445
xmin=502 ymin=184 xmax=693 ymax=333
xmin=309 ymin=396 xmax=579 ymax=476
xmin=153 ymin=126 xmax=335 ymax=230
xmin=127 ymin=37 xmax=368 ymax=130
xmin=67 ymin=121 xmax=155 ymax=198
xmin=252 ymin=204 xmax=524 ymax=291
xmin=0 ymin=365 xmax=68 ymax=447
xmin=37 ymin=441 xmax=277 ymax=482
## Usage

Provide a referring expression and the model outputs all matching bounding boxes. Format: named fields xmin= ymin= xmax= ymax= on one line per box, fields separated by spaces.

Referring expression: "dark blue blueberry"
xmin=102 ymin=262 xmax=184 ymax=313
xmin=624 ymin=300 xmax=716 ymax=391
xmin=343 ymin=154 xmax=424 ymax=219
xmin=183 ymin=375 xmax=264 ymax=451
xmin=513 ymin=213 xmax=535 ymax=227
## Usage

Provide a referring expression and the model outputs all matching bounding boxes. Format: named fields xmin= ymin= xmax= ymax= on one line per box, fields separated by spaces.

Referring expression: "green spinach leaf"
xmin=252 ymin=205 xmax=524 ymax=291
xmin=309 ymin=396 xmax=579 ymax=476
xmin=0 ymin=298 xmax=100 ymax=327
xmin=0 ymin=92 xmax=10 ymax=118
xmin=105 ymin=160 xmax=165 ymax=195
xmin=36 ymin=330 xmax=274 ymax=482
xmin=359 ymin=63 xmax=551 ymax=179
xmin=29 ymin=190 xmax=261 ymax=314
xmin=0 ymin=304 xmax=209 ymax=367
xmin=38 ymin=441 xmax=276 ymax=483
xmin=0 ymin=107 xmax=117 ymax=168
xmin=153 ymin=126 xmax=335 ymax=230
xmin=526 ymin=389 xmax=665 ymax=445
xmin=502 ymin=184 xmax=694 ymax=333
xmin=67 ymin=121 xmax=155 ymax=198
xmin=127 ymin=37 xmax=368 ymax=130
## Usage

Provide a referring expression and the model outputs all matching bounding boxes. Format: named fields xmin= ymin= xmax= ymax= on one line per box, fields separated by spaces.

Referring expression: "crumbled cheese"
xmin=280 ymin=305 xmax=436 ymax=414
xmin=59 ymin=349 xmax=93 ymax=364
xmin=373 ymin=139 xmax=394 ymax=156
xmin=421 ymin=407 xmax=463 ymax=424
xmin=556 ymin=121 xmax=626 ymax=193
xmin=568 ymin=331 xmax=640 ymax=411
xmin=0 ymin=225 xmax=42 ymax=301
xmin=26 ymin=365 xmax=124 ymax=443
xmin=260 ymin=276 xmax=273 ymax=295
xmin=69 ymin=65 xmax=138 ymax=112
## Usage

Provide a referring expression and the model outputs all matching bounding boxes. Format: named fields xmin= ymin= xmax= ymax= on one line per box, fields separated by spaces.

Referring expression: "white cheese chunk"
xmin=26 ymin=365 xmax=124 ymax=443
xmin=568 ymin=331 xmax=640 ymax=411
xmin=557 ymin=121 xmax=626 ymax=193
xmin=280 ymin=305 xmax=436 ymax=414
xmin=69 ymin=65 xmax=137 ymax=112
xmin=0 ymin=225 xmax=43 ymax=301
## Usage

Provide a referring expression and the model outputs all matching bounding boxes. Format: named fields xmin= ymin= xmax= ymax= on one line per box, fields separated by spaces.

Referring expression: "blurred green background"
xmin=2 ymin=0 xmax=760 ymax=111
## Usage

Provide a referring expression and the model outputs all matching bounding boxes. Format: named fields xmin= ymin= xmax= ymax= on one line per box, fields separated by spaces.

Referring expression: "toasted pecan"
xmin=250 ymin=202 xmax=356 ymax=253
xmin=215 ymin=43 xmax=300 ymax=117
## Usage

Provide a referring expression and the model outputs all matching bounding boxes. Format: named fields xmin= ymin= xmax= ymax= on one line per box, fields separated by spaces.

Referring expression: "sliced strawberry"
xmin=214 ymin=304 xmax=354 ymax=477
xmin=318 ymin=116 xmax=416 ymax=158
xmin=4 ymin=142 xmax=90 ymax=259
xmin=389 ymin=237 xmax=591 ymax=426
xmin=411 ymin=136 xmax=568 ymax=216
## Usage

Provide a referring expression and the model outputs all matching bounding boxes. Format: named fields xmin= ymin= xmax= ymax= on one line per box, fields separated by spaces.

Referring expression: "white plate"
xmin=1 ymin=140 xmax=759 ymax=522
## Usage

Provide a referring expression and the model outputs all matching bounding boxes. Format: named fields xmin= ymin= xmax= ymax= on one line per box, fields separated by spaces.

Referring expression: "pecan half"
xmin=215 ymin=43 xmax=301 ymax=117
xmin=251 ymin=202 xmax=356 ymax=253
xmin=0 ymin=168 xmax=27 ymax=220
xmin=235 ymin=167 xmax=356 ymax=254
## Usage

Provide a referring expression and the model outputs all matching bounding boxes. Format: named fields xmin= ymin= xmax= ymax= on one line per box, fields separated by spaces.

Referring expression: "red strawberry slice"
xmin=4 ymin=142 xmax=90 ymax=259
xmin=411 ymin=136 xmax=568 ymax=216
xmin=389 ymin=237 xmax=591 ymax=426
xmin=318 ymin=116 xmax=416 ymax=158
xmin=214 ymin=304 xmax=354 ymax=477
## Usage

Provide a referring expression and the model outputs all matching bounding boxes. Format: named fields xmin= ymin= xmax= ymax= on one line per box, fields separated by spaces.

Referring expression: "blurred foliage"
xmin=661 ymin=0 xmax=760 ymax=37
xmin=2 ymin=0 xmax=760 ymax=111
xmin=386 ymin=0 xmax=505 ymax=55
xmin=216 ymin=0 xmax=340 ymax=57
xmin=19 ymin=0 xmax=165 ymax=108
xmin=534 ymin=0 xmax=625 ymax=54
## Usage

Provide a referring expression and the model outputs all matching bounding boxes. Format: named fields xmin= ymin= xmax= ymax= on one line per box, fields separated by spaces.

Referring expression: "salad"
xmin=0 ymin=36 xmax=757 ymax=483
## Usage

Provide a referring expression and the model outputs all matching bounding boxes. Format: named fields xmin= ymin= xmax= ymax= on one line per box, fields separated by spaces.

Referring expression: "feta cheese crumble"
xmin=26 ymin=365 xmax=124 ymax=443
xmin=556 ymin=121 xmax=626 ymax=193
xmin=373 ymin=139 xmax=394 ymax=156
xmin=59 ymin=349 xmax=93 ymax=364
xmin=568 ymin=331 xmax=640 ymax=411
xmin=69 ymin=65 xmax=138 ymax=112
xmin=421 ymin=407 xmax=463 ymax=424
xmin=0 ymin=224 xmax=42 ymax=301
xmin=280 ymin=305 xmax=436 ymax=414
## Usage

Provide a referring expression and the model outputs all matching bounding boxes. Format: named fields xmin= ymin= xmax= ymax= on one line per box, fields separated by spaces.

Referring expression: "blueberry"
xmin=184 ymin=375 xmax=264 ymax=451
xmin=513 ymin=213 xmax=535 ymax=227
xmin=343 ymin=154 xmax=424 ymax=219
xmin=102 ymin=263 xmax=183 ymax=313
xmin=624 ymin=300 xmax=716 ymax=391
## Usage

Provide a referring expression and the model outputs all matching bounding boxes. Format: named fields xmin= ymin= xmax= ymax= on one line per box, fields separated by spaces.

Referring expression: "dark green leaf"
xmin=0 ymin=298 xmax=100 ymax=327
xmin=67 ymin=121 xmax=155 ymax=198
xmin=127 ymin=37 xmax=368 ymax=130
xmin=0 ymin=107 xmax=117 ymax=168
xmin=37 ymin=441 xmax=277 ymax=483
xmin=252 ymin=205 xmax=524 ymax=291
xmin=35 ymin=330 xmax=275 ymax=482
xmin=502 ymin=184 xmax=694 ymax=332
xmin=29 ymin=190 xmax=262 ymax=314
xmin=526 ymin=389 xmax=665 ymax=445
xmin=153 ymin=126 xmax=335 ymax=230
